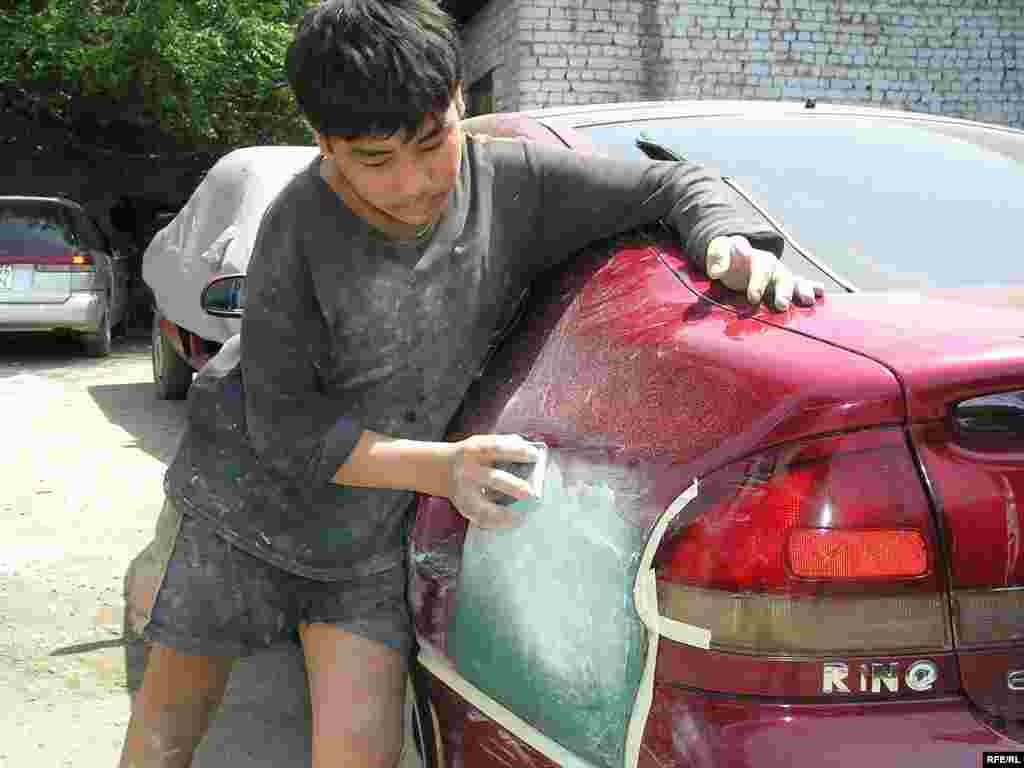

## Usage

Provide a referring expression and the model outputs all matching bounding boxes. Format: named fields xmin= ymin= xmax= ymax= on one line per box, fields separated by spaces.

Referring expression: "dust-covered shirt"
xmin=163 ymin=133 xmax=783 ymax=581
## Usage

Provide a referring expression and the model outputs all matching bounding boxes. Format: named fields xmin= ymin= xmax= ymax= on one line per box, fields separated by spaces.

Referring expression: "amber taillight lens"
xmin=787 ymin=528 xmax=928 ymax=579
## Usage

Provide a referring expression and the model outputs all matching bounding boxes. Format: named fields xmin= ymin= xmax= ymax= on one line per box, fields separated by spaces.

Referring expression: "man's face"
xmin=318 ymin=92 xmax=465 ymax=233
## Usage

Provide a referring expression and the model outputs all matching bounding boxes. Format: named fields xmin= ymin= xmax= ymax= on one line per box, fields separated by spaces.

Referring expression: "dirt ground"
xmin=0 ymin=331 xmax=420 ymax=767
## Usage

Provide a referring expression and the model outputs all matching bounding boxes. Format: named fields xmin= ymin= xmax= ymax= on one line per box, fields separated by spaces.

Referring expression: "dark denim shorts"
xmin=126 ymin=499 xmax=412 ymax=658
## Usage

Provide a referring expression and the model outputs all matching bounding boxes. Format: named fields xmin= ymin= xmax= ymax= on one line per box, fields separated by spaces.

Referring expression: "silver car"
xmin=0 ymin=196 xmax=129 ymax=356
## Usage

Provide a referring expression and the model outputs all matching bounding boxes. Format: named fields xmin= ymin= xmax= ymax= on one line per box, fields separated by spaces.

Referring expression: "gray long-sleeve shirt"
xmin=164 ymin=133 xmax=783 ymax=581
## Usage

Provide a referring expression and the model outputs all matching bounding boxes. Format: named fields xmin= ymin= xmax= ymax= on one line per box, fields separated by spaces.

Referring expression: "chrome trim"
xmin=1008 ymin=670 xmax=1024 ymax=691
xmin=906 ymin=660 xmax=940 ymax=692
xmin=823 ymin=663 xmax=851 ymax=693
xmin=823 ymin=659 xmax=939 ymax=694
xmin=860 ymin=662 xmax=899 ymax=693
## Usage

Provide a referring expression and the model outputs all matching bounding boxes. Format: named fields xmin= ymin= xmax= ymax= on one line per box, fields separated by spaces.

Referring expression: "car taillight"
xmin=34 ymin=251 xmax=94 ymax=272
xmin=654 ymin=429 xmax=951 ymax=663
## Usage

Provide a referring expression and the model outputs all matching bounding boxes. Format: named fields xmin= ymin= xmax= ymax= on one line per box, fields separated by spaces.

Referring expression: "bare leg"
xmin=118 ymin=642 xmax=236 ymax=768
xmin=300 ymin=624 xmax=407 ymax=768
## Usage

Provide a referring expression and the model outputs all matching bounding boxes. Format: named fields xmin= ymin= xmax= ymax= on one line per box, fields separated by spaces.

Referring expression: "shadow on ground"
xmin=88 ymin=380 xmax=187 ymax=464
xmin=0 ymin=320 xmax=151 ymax=362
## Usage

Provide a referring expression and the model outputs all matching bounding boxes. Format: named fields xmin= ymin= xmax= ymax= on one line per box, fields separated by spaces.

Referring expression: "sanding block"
xmin=490 ymin=441 xmax=548 ymax=505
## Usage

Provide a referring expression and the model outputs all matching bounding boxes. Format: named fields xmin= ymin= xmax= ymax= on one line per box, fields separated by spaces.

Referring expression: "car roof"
xmin=524 ymin=98 xmax=1024 ymax=137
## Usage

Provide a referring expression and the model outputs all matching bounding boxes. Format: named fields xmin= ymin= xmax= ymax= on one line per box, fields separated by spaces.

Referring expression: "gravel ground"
xmin=0 ymin=331 xmax=421 ymax=767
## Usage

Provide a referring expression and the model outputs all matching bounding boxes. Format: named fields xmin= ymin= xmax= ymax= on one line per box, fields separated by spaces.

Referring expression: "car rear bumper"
xmin=425 ymin=671 xmax=1024 ymax=767
xmin=0 ymin=292 xmax=103 ymax=333
xmin=645 ymin=685 xmax=1024 ymax=767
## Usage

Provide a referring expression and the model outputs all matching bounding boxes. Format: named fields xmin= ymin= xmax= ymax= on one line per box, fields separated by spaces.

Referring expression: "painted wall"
xmin=461 ymin=0 xmax=1024 ymax=128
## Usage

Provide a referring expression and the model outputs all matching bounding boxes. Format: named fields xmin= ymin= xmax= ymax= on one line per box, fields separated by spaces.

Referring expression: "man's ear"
xmin=314 ymin=130 xmax=333 ymax=158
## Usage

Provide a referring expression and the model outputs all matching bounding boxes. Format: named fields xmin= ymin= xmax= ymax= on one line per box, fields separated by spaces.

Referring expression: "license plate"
xmin=0 ymin=264 xmax=12 ymax=291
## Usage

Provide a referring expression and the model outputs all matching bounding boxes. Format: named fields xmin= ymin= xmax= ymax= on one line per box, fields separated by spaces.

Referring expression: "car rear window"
xmin=578 ymin=115 xmax=1024 ymax=292
xmin=0 ymin=202 xmax=77 ymax=248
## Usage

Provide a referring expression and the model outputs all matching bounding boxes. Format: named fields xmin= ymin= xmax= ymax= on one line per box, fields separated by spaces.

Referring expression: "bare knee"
xmin=310 ymin=687 xmax=406 ymax=768
xmin=119 ymin=643 xmax=236 ymax=768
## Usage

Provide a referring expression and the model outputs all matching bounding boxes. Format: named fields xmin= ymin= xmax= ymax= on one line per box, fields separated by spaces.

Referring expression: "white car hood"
xmin=143 ymin=145 xmax=318 ymax=342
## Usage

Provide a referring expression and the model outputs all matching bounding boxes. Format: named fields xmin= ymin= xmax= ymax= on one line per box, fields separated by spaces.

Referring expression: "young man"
xmin=119 ymin=1 xmax=822 ymax=766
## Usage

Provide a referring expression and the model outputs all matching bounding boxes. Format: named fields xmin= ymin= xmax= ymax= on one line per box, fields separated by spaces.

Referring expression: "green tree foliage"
xmin=0 ymin=0 xmax=316 ymax=145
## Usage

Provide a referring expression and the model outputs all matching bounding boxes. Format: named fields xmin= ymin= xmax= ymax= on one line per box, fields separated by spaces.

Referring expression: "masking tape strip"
xmin=416 ymin=638 xmax=596 ymax=768
xmin=625 ymin=479 xmax=706 ymax=768
xmin=656 ymin=615 xmax=711 ymax=649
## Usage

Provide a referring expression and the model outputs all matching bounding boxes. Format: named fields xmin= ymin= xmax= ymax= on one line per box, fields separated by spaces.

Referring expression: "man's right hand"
xmin=448 ymin=434 xmax=542 ymax=528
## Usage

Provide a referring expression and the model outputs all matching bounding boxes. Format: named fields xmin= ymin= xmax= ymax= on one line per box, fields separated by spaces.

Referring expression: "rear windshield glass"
xmin=0 ymin=203 xmax=75 ymax=248
xmin=579 ymin=115 xmax=1024 ymax=292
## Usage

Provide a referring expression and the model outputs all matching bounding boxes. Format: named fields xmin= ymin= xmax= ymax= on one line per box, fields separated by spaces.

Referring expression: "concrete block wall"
xmin=463 ymin=0 xmax=1024 ymax=128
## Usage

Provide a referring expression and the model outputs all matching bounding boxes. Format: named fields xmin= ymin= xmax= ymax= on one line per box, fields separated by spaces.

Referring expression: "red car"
xmin=197 ymin=101 xmax=1023 ymax=767
xmin=401 ymin=102 xmax=1024 ymax=768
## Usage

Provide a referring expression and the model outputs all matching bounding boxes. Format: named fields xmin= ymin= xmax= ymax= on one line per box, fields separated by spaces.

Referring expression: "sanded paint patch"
xmin=417 ymin=640 xmax=594 ymax=768
xmin=448 ymin=456 xmax=646 ymax=768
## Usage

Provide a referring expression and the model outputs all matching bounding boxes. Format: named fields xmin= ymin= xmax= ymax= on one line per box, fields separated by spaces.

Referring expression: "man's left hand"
xmin=705 ymin=235 xmax=824 ymax=311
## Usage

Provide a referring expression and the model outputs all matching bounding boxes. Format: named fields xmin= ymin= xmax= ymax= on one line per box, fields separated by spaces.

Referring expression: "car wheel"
xmin=81 ymin=307 xmax=112 ymax=357
xmin=152 ymin=314 xmax=193 ymax=400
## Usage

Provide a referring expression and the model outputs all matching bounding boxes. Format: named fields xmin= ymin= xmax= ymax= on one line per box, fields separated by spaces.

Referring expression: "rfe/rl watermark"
xmin=984 ymin=753 xmax=1024 ymax=765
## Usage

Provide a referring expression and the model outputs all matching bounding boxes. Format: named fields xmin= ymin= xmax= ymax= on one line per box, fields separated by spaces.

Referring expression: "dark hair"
xmin=286 ymin=0 xmax=463 ymax=141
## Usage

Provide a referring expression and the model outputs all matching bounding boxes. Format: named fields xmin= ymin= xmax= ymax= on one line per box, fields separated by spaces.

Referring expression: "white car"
xmin=0 ymin=195 xmax=130 ymax=356
xmin=142 ymin=145 xmax=318 ymax=398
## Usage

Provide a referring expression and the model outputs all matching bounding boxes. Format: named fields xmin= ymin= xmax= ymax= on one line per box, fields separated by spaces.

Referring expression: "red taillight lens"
xmin=660 ymin=429 xmax=935 ymax=593
xmin=34 ymin=251 xmax=94 ymax=272
xmin=787 ymin=528 xmax=928 ymax=579
xmin=655 ymin=429 xmax=950 ymax=659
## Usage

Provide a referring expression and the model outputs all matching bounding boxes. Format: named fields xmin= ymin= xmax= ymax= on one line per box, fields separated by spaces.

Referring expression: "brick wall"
xmin=461 ymin=0 xmax=521 ymax=112
xmin=464 ymin=0 xmax=1024 ymax=128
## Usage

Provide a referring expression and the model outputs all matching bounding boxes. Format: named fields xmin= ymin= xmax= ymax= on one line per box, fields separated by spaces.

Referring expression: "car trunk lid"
xmin=732 ymin=288 xmax=1024 ymax=722
xmin=744 ymin=290 xmax=1024 ymax=422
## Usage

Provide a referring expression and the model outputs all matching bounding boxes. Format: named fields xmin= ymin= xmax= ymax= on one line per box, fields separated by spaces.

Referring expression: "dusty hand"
xmin=705 ymin=235 xmax=824 ymax=311
xmin=447 ymin=434 xmax=542 ymax=528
